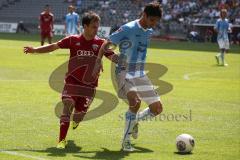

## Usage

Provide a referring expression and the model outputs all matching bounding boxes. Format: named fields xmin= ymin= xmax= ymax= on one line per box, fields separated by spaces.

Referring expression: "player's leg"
xmin=72 ymin=96 xmax=93 ymax=130
xmin=132 ymin=101 xmax=162 ymax=141
xmin=215 ymin=52 xmax=221 ymax=65
xmin=72 ymin=111 xmax=86 ymax=129
xmin=47 ymin=37 xmax=52 ymax=44
xmin=40 ymin=33 xmax=46 ymax=46
xmin=127 ymin=91 xmax=141 ymax=113
xmin=220 ymin=48 xmax=225 ymax=65
xmin=47 ymin=34 xmax=53 ymax=54
xmin=122 ymin=90 xmax=141 ymax=151
xmin=133 ymin=76 xmax=162 ymax=139
xmin=57 ymin=97 xmax=74 ymax=149
xmin=221 ymin=49 xmax=229 ymax=66
xmin=137 ymin=101 xmax=162 ymax=121
xmin=224 ymin=49 xmax=229 ymax=66
xmin=149 ymin=101 xmax=163 ymax=116
xmin=133 ymin=75 xmax=162 ymax=121
xmin=47 ymin=32 xmax=53 ymax=44
xmin=116 ymin=72 xmax=140 ymax=151
xmin=222 ymin=40 xmax=230 ymax=66
xmin=216 ymin=39 xmax=223 ymax=65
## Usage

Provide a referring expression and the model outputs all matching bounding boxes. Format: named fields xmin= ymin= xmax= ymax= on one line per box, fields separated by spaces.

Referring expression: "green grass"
xmin=0 ymin=33 xmax=239 ymax=160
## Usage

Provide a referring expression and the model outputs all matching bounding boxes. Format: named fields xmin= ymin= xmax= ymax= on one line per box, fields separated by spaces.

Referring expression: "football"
xmin=176 ymin=134 xmax=195 ymax=153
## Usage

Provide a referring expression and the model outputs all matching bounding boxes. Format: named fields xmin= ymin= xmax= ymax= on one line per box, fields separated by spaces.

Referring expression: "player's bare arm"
xmin=100 ymin=40 xmax=119 ymax=63
xmin=106 ymin=52 xmax=119 ymax=64
xmin=104 ymin=41 xmax=119 ymax=64
xmin=24 ymin=43 xmax=59 ymax=54
xmin=92 ymin=40 xmax=108 ymax=77
xmin=92 ymin=40 xmax=119 ymax=77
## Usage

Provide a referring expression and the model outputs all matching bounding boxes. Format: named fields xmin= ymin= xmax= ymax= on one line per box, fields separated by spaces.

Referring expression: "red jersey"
xmin=39 ymin=11 xmax=53 ymax=32
xmin=57 ymin=35 xmax=113 ymax=87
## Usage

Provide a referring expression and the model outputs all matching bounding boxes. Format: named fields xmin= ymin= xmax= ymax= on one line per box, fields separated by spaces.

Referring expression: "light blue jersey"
xmin=109 ymin=20 xmax=153 ymax=78
xmin=65 ymin=12 xmax=79 ymax=35
xmin=215 ymin=18 xmax=230 ymax=41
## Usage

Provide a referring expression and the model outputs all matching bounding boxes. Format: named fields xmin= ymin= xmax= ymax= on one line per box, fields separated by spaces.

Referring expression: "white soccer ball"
xmin=176 ymin=134 xmax=195 ymax=153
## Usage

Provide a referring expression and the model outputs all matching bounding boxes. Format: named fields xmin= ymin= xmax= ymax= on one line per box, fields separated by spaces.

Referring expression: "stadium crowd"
xmin=0 ymin=0 xmax=239 ymax=43
xmin=64 ymin=0 xmax=239 ymax=43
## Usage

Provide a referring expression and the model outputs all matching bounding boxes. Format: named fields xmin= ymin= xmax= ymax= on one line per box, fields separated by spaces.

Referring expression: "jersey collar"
xmin=136 ymin=20 xmax=148 ymax=32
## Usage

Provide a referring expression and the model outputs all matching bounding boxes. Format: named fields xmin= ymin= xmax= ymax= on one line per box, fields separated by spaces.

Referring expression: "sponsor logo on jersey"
xmin=77 ymin=50 xmax=94 ymax=57
xmin=119 ymin=40 xmax=132 ymax=49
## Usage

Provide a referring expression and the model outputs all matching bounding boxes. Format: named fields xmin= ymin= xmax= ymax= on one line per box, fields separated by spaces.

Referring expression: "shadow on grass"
xmin=73 ymin=145 xmax=154 ymax=160
xmin=174 ymin=151 xmax=193 ymax=155
xmin=3 ymin=142 xmax=153 ymax=159
xmin=41 ymin=140 xmax=82 ymax=157
xmin=4 ymin=140 xmax=81 ymax=157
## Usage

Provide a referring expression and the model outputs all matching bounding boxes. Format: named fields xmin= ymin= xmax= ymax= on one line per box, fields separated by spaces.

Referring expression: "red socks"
xmin=59 ymin=115 xmax=70 ymax=142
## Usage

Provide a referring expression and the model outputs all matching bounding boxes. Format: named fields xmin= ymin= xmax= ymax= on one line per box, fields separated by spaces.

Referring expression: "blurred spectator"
xmin=16 ymin=21 xmax=30 ymax=34
xmin=189 ymin=30 xmax=199 ymax=42
xmin=235 ymin=13 xmax=240 ymax=24
xmin=237 ymin=32 xmax=240 ymax=45
xmin=76 ymin=0 xmax=82 ymax=8
xmin=205 ymin=28 xmax=214 ymax=42
xmin=71 ymin=0 xmax=239 ymax=40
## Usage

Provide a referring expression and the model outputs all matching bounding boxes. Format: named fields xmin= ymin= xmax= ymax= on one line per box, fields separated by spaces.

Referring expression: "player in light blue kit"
xmin=108 ymin=2 xmax=163 ymax=151
xmin=214 ymin=9 xmax=231 ymax=66
xmin=65 ymin=5 xmax=80 ymax=36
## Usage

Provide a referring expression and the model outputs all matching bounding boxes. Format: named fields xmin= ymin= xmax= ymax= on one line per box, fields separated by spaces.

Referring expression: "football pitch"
xmin=0 ymin=33 xmax=239 ymax=160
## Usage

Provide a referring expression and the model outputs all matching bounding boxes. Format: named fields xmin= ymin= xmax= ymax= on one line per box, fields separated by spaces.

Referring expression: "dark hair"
xmin=82 ymin=11 xmax=100 ymax=26
xmin=144 ymin=2 xmax=162 ymax=18
xmin=45 ymin=4 xmax=49 ymax=8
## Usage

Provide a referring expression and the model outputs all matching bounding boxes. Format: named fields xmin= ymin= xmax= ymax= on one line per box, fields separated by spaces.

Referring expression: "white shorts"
xmin=116 ymin=71 xmax=161 ymax=105
xmin=218 ymin=39 xmax=229 ymax=49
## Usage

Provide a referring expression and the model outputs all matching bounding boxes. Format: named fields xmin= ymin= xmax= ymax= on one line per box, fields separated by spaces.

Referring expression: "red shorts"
xmin=62 ymin=76 xmax=96 ymax=113
xmin=41 ymin=30 xmax=53 ymax=39
xmin=62 ymin=96 xmax=93 ymax=113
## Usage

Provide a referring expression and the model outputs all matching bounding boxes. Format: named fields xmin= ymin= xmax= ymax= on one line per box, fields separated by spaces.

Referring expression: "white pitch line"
xmin=0 ymin=150 xmax=49 ymax=160
xmin=183 ymin=72 xmax=206 ymax=80
xmin=183 ymin=70 xmax=230 ymax=80
xmin=0 ymin=80 xmax=64 ymax=82
xmin=0 ymin=80 xmax=48 ymax=82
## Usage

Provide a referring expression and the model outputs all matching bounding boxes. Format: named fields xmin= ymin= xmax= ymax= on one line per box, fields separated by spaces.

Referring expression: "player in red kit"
xmin=24 ymin=11 xmax=118 ymax=149
xmin=39 ymin=4 xmax=54 ymax=46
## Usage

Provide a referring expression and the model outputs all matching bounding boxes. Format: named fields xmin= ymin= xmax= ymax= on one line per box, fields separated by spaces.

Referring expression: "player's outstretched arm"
xmin=92 ymin=40 xmax=118 ymax=77
xmin=105 ymin=52 xmax=119 ymax=64
xmin=99 ymin=40 xmax=119 ymax=64
xmin=24 ymin=43 xmax=60 ymax=54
